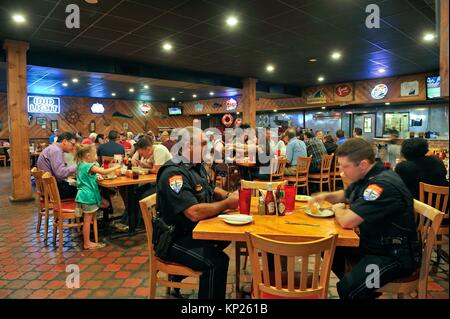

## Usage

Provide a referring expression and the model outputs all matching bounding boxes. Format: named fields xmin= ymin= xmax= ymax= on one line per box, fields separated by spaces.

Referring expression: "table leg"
xmin=127 ymin=184 xmax=137 ymax=233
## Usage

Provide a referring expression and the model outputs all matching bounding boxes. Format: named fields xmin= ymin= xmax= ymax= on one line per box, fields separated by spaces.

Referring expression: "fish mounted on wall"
xmin=112 ymin=112 xmax=133 ymax=119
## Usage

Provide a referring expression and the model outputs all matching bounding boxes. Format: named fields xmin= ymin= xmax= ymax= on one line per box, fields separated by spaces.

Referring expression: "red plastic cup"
xmin=239 ymin=188 xmax=251 ymax=215
xmin=284 ymin=185 xmax=296 ymax=213
xmin=103 ymin=160 xmax=110 ymax=169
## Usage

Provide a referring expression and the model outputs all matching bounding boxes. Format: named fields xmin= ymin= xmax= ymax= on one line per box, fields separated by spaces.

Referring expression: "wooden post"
xmin=3 ymin=40 xmax=33 ymax=202
xmin=440 ymin=0 xmax=449 ymax=98
xmin=241 ymin=78 xmax=257 ymax=128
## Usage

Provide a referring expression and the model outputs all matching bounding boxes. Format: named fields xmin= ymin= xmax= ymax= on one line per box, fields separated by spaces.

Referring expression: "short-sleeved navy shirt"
xmin=345 ymin=162 xmax=417 ymax=251
xmin=156 ymin=157 xmax=215 ymax=235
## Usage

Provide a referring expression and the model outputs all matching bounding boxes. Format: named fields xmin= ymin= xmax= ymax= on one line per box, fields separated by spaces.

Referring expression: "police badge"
xmin=169 ymin=175 xmax=183 ymax=193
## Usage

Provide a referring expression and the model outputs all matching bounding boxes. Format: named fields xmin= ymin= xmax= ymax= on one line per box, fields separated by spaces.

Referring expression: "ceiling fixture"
xmin=321 ymin=107 xmax=326 ymax=109
xmin=266 ymin=64 xmax=275 ymax=73
xmin=209 ymin=91 xmax=214 ymax=96
xmin=309 ymin=58 xmax=317 ymax=62
xmin=385 ymin=102 xmax=391 ymax=105
xmin=129 ymin=88 xmax=135 ymax=93
xmin=111 ymin=92 xmax=116 ymax=97
xmin=207 ymin=114 xmax=210 ymax=117
xmin=192 ymin=94 xmax=197 ymax=98
xmin=84 ymin=0 xmax=98 ymax=3
xmin=331 ymin=51 xmax=342 ymax=60
xmin=273 ymin=110 xmax=277 ymax=113
xmin=62 ymin=82 xmax=68 ymax=87
xmin=378 ymin=68 xmax=386 ymax=74
xmin=236 ymin=112 xmax=240 ymax=115
xmin=171 ymin=97 xmax=175 ymax=101
xmin=50 ymin=88 xmax=55 ymax=92
xmin=226 ymin=16 xmax=238 ymax=27
xmin=162 ymin=42 xmax=173 ymax=51
xmin=423 ymin=33 xmax=435 ymax=42
xmin=318 ymin=76 xmax=325 ymax=82
xmin=144 ymin=85 xmax=149 ymax=89
xmin=72 ymin=78 xmax=79 ymax=83
xmin=12 ymin=14 xmax=26 ymax=24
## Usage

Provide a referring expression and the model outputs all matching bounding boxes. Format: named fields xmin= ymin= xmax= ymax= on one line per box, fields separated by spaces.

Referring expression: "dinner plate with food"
xmin=305 ymin=203 xmax=334 ymax=218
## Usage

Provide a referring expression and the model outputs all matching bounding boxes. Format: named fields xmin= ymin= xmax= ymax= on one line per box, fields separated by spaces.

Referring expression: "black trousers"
xmin=166 ymin=236 xmax=230 ymax=299
xmin=57 ymin=180 xmax=77 ymax=199
xmin=332 ymin=247 xmax=414 ymax=299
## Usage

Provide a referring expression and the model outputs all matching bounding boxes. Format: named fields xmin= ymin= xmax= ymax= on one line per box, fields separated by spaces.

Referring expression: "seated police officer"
xmin=309 ymin=138 xmax=420 ymax=299
xmin=155 ymin=126 xmax=239 ymax=299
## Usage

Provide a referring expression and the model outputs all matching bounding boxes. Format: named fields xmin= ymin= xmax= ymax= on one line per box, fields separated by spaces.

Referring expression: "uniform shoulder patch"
xmin=168 ymin=175 xmax=183 ymax=194
xmin=363 ymin=184 xmax=383 ymax=201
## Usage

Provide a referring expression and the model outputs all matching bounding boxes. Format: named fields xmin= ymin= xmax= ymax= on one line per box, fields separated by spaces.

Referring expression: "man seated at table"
xmin=37 ymin=132 xmax=77 ymax=199
xmin=132 ymin=137 xmax=172 ymax=174
xmin=309 ymin=138 xmax=420 ymax=299
xmin=97 ymin=130 xmax=125 ymax=160
xmin=155 ymin=126 xmax=239 ymax=299
xmin=304 ymin=130 xmax=327 ymax=173
xmin=284 ymin=127 xmax=307 ymax=176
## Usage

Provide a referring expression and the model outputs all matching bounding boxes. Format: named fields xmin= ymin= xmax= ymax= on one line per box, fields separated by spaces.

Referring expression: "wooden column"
xmin=3 ymin=40 xmax=33 ymax=202
xmin=241 ymin=78 xmax=257 ymax=127
xmin=440 ymin=0 xmax=449 ymax=98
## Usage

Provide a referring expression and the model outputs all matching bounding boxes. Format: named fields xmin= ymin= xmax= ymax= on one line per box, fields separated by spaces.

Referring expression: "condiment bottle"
xmin=265 ymin=183 xmax=275 ymax=215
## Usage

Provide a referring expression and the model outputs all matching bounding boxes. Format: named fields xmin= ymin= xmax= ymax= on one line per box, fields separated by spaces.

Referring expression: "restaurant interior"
xmin=0 ymin=0 xmax=448 ymax=301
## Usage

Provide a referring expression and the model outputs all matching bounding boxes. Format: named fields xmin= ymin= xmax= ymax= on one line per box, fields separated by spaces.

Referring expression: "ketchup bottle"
xmin=265 ymin=183 xmax=275 ymax=215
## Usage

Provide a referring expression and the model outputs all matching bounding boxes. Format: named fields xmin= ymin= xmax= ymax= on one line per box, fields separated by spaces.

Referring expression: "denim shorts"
xmin=75 ymin=203 xmax=99 ymax=217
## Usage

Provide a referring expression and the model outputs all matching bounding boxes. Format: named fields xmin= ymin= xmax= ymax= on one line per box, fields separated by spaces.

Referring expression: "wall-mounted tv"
xmin=168 ymin=105 xmax=183 ymax=116
xmin=426 ymin=76 xmax=441 ymax=99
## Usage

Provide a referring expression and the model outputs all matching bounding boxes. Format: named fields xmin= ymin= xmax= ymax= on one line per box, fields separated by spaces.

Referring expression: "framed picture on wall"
xmin=89 ymin=120 xmax=96 ymax=133
xmin=51 ymin=120 xmax=58 ymax=131
xmin=123 ymin=122 xmax=128 ymax=131
xmin=36 ymin=117 xmax=47 ymax=129
xmin=363 ymin=117 xmax=372 ymax=133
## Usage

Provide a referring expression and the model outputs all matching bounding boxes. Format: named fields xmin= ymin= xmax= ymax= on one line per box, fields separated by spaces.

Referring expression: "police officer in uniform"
xmin=155 ymin=126 xmax=239 ymax=299
xmin=309 ymin=138 xmax=420 ymax=299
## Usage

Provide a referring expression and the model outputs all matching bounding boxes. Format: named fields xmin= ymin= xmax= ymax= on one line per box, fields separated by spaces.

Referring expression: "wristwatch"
xmin=225 ymin=192 xmax=231 ymax=198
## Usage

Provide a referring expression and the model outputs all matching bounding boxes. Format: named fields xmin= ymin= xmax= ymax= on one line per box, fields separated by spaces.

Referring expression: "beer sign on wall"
xmin=334 ymin=83 xmax=354 ymax=102
xmin=370 ymin=83 xmax=389 ymax=99
xmin=27 ymin=96 xmax=61 ymax=113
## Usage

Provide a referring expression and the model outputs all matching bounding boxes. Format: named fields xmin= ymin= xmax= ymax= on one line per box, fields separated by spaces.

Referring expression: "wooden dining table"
xmin=193 ymin=198 xmax=360 ymax=247
xmin=98 ymin=173 xmax=157 ymax=235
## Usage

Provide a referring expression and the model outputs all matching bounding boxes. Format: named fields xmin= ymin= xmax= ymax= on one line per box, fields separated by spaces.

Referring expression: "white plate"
xmin=296 ymin=195 xmax=311 ymax=202
xmin=104 ymin=175 xmax=117 ymax=180
xmin=305 ymin=209 xmax=334 ymax=218
xmin=218 ymin=214 xmax=253 ymax=225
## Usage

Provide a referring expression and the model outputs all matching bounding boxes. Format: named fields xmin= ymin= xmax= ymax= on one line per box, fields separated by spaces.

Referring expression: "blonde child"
xmin=74 ymin=144 xmax=119 ymax=250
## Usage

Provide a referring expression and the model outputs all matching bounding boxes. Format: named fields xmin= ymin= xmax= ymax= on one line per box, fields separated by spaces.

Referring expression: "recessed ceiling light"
xmin=179 ymin=91 xmax=184 ymax=94
xmin=321 ymin=106 xmax=326 ymax=109
xmin=226 ymin=16 xmax=238 ymax=27
xmin=236 ymin=112 xmax=240 ymax=115
xmin=62 ymin=82 xmax=68 ymax=87
xmin=129 ymin=88 xmax=134 ymax=93
xmin=72 ymin=78 xmax=79 ymax=83
xmin=423 ymin=33 xmax=435 ymax=42
xmin=331 ymin=51 xmax=342 ymax=60
xmin=378 ymin=68 xmax=386 ymax=74
xmin=144 ymin=85 xmax=149 ymax=89
xmin=266 ymin=64 xmax=275 ymax=72
xmin=318 ymin=76 xmax=325 ymax=82
xmin=162 ymin=42 xmax=173 ymax=51
xmin=385 ymin=102 xmax=391 ymax=105
xmin=209 ymin=91 xmax=214 ymax=96
xmin=309 ymin=58 xmax=317 ymax=62
xmin=85 ymin=0 xmax=98 ymax=4
xmin=207 ymin=114 xmax=210 ymax=117
xmin=273 ymin=109 xmax=277 ymax=112
xmin=12 ymin=14 xmax=26 ymax=24
xmin=111 ymin=92 xmax=116 ymax=97
xmin=192 ymin=94 xmax=197 ymax=98
xmin=50 ymin=88 xmax=55 ymax=92
xmin=171 ymin=97 xmax=175 ymax=101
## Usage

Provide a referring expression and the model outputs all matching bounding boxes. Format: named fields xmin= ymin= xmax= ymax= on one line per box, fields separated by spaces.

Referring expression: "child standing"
xmin=74 ymin=144 xmax=119 ymax=250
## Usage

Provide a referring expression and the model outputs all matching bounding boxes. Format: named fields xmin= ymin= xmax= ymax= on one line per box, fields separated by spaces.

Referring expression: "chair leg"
xmin=306 ymin=183 xmax=309 ymax=196
xmin=149 ymin=267 xmax=157 ymax=299
xmin=76 ymin=217 xmax=82 ymax=232
xmin=36 ymin=209 xmax=43 ymax=233
xmin=58 ymin=220 xmax=64 ymax=251
xmin=52 ymin=221 xmax=57 ymax=245
xmin=235 ymin=243 xmax=241 ymax=292
xmin=44 ymin=210 xmax=50 ymax=242
xmin=93 ymin=215 xmax=98 ymax=243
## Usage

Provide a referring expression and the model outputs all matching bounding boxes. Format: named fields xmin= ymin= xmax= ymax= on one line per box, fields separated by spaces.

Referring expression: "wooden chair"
xmin=42 ymin=175 xmax=98 ymax=251
xmin=139 ymin=194 xmax=201 ymax=298
xmin=235 ymin=179 xmax=288 ymax=293
xmin=376 ymin=200 xmax=444 ymax=299
xmin=31 ymin=168 xmax=53 ymax=241
xmin=419 ymin=182 xmax=449 ymax=271
xmin=253 ymin=157 xmax=287 ymax=182
xmin=285 ymin=156 xmax=312 ymax=195
xmin=245 ymin=232 xmax=338 ymax=299
xmin=0 ymin=154 xmax=6 ymax=166
xmin=309 ymin=154 xmax=333 ymax=192
xmin=331 ymin=158 xmax=342 ymax=191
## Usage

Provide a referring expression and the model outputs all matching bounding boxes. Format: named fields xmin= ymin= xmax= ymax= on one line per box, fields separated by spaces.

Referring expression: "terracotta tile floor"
xmin=0 ymin=167 xmax=448 ymax=299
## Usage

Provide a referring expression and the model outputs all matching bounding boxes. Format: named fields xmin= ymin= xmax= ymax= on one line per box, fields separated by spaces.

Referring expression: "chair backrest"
xmin=42 ymin=174 xmax=62 ymax=216
xmin=414 ymin=199 xmax=444 ymax=297
xmin=295 ymin=156 xmax=312 ymax=182
xmin=320 ymin=154 xmax=334 ymax=178
xmin=333 ymin=157 xmax=341 ymax=176
xmin=270 ymin=157 xmax=287 ymax=181
xmin=245 ymin=232 xmax=338 ymax=299
xmin=241 ymin=180 xmax=287 ymax=197
xmin=139 ymin=194 xmax=157 ymax=267
xmin=31 ymin=168 xmax=46 ymax=202
xmin=419 ymin=182 xmax=449 ymax=214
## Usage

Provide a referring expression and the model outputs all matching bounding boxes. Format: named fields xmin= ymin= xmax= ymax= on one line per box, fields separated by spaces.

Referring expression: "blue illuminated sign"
xmin=27 ymin=96 xmax=60 ymax=113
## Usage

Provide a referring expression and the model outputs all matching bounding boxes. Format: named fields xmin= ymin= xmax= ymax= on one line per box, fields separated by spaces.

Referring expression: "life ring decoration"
xmin=222 ymin=113 xmax=234 ymax=127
